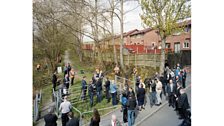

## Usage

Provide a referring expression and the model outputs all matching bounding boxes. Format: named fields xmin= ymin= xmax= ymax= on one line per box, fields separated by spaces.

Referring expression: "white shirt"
xmin=170 ymin=83 xmax=173 ymax=92
xmin=139 ymin=82 xmax=146 ymax=89
xmin=59 ymin=100 xmax=72 ymax=113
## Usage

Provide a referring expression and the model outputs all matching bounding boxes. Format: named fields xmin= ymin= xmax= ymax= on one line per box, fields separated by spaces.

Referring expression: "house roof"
xmin=129 ymin=27 xmax=152 ymax=36
xmin=114 ymin=29 xmax=139 ymax=39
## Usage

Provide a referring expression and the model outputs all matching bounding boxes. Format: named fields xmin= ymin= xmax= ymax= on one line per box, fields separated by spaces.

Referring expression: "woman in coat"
xmin=137 ymin=84 xmax=146 ymax=111
xmin=89 ymin=108 xmax=100 ymax=126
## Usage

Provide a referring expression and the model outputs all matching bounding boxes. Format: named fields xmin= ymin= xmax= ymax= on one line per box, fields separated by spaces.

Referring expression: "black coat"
xmin=88 ymin=84 xmax=94 ymax=95
xmin=178 ymin=93 xmax=190 ymax=109
xmin=137 ymin=88 xmax=145 ymax=100
xmin=52 ymin=74 xmax=57 ymax=84
xmin=167 ymin=84 xmax=177 ymax=96
xmin=151 ymin=83 xmax=156 ymax=92
xmin=96 ymin=79 xmax=102 ymax=92
xmin=44 ymin=114 xmax=58 ymax=126
xmin=176 ymin=87 xmax=183 ymax=98
xmin=126 ymin=97 xmax=137 ymax=110
xmin=66 ymin=117 xmax=79 ymax=126
xmin=105 ymin=80 xmax=110 ymax=90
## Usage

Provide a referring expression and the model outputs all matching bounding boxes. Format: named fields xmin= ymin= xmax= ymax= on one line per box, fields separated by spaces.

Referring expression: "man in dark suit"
xmin=177 ymin=89 xmax=190 ymax=121
xmin=167 ymin=79 xmax=177 ymax=108
xmin=105 ymin=77 xmax=111 ymax=103
xmin=137 ymin=84 xmax=146 ymax=111
xmin=96 ymin=78 xmax=103 ymax=103
xmin=175 ymin=82 xmax=183 ymax=114
xmin=44 ymin=107 xmax=58 ymax=126
xmin=66 ymin=112 xmax=79 ymax=126
xmin=52 ymin=71 xmax=57 ymax=91
xmin=64 ymin=74 xmax=70 ymax=89
xmin=81 ymin=76 xmax=87 ymax=101
xmin=88 ymin=80 xmax=94 ymax=107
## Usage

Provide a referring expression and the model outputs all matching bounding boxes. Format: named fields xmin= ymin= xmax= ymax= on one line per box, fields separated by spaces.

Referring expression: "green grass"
xmin=68 ymin=50 xmax=120 ymax=124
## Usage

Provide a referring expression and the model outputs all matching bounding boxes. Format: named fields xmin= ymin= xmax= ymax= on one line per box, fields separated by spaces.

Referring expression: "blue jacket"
xmin=110 ymin=83 xmax=117 ymax=93
xmin=175 ymin=69 xmax=180 ymax=77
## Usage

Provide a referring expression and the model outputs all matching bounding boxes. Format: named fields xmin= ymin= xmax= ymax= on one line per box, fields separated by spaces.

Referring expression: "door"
xmin=174 ymin=42 xmax=180 ymax=53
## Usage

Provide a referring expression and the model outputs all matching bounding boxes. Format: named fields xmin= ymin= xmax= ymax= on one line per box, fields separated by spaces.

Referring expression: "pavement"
xmin=99 ymin=69 xmax=191 ymax=126
xmin=35 ymin=50 xmax=72 ymax=126
xmin=139 ymin=84 xmax=191 ymax=126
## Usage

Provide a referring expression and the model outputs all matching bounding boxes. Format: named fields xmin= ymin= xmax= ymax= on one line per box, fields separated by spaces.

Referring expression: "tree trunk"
xmin=159 ymin=36 xmax=166 ymax=74
xmin=111 ymin=0 xmax=118 ymax=65
xmin=120 ymin=0 xmax=125 ymax=73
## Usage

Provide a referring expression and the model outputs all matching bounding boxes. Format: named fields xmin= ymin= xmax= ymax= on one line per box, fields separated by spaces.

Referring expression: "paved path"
xmin=140 ymin=87 xmax=191 ymax=126
xmin=100 ymin=70 xmax=191 ymax=126
xmin=35 ymin=50 xmax=72 ymax=126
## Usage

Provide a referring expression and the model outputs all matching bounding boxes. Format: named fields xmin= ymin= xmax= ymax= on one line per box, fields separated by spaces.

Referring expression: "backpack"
xmin=122 ymin=96 xmax=127 ymax=106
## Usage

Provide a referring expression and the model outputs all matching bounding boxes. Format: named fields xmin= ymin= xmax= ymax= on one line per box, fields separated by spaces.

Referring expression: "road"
xmin=139 ymin=82 xmax=191 ymax=126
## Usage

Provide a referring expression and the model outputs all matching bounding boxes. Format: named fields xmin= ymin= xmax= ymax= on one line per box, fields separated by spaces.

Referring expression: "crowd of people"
xmin=44 ymin=62 xmax=190 ymax=126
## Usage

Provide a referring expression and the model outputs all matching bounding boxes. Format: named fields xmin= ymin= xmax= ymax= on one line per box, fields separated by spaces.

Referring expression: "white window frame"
xmin=183 ymin=40 xmax=190 ymax=48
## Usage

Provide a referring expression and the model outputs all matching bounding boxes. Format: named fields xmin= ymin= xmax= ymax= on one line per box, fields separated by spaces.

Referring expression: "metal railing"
xmin=33 ymin=90 xmax=42 ymax=122
xmin=115 ymin=75 xmax=136 ymax=101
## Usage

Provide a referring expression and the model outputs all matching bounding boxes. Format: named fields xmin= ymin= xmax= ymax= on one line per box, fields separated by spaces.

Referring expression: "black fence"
xmin=167 ymin=50 xmax=191 ymax=69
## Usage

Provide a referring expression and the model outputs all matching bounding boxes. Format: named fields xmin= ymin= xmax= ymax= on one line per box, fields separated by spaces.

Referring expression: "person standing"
xmin=121 ymin=92 xmax=128 ymax=123
xmin=110 ymin=80 xmax=118 ymax=106
xmin=139 ymin=79 xmax=145 ymax=89
xmin=155 ymin=78 xmax=163 ymax=105
xmin=69 ymin=69 xmax=75 ymax=86
xmin=160 ymin=75 xmax=167 ymax=99
xmin=149 ymin=79 xmax=157 ymax=108
xmin=81 ymin=76 xmax=87 ymax=101
xmin=167 ymin=79 xmax=177 ymax=108
xmin=177 ymin=89 xmax=190 ymax=124
xmin=137 ymin=84 xmax=145 ymax=111
xmin=44 ymin=107 xmax=58 ymax=126
xmin=52 ymin=71 xmax=57 ymax=91
xmin=126 ymin=94 xmax=137 ymax=126
xmin=114 ymin=64 xmax=120 ymax=76
xmin=88 ymin=80 xmax=94 ymax=107
xmin=127 ymin=87 xmax=135 ymax=98
xmin=96 ymin=78 xmax=103 ymax=103
xmin=64 ymin=74 xmax=70 ymax=89
xmin=111 ymin=114 xmax=121 ymax=126
xmin=135 ymin=76 xmax=140 ymax=92
xmin=59 ymin=96 xmax=72 ymax=126
xmin=182 ymin=69 xmax=187 ymax=88
xmin=67 ymin=63 xmax=71 ymax=77
xmin=175 ymin=82 xmax=183 ymax=116
xmin=64 ymin=64 xmax=68 ymax=77
xmin=105 ymin=77 xmax=111 ymax=103
xmin=89 ymin=108 xmax=101 ymax=126
xmin=66 ymin=112 xmax=79 ymax=126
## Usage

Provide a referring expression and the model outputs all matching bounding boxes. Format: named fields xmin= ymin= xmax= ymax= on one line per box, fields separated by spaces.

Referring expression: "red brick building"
xmin=83 ymin=20 xmax=191 ymax=54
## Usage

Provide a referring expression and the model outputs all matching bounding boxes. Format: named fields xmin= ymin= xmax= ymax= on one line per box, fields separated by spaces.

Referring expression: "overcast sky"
xmin=83 ymin=0 xmax=144 ymax=42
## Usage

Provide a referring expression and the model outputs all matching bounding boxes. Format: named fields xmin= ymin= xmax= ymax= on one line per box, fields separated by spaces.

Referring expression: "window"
xmin=165 ymin=43 xmax=171 ymax=48
xmin=174 ymin=42 xmax=180 ymax=53
xmin=183 ymin=40 xmax=190 ymax=48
